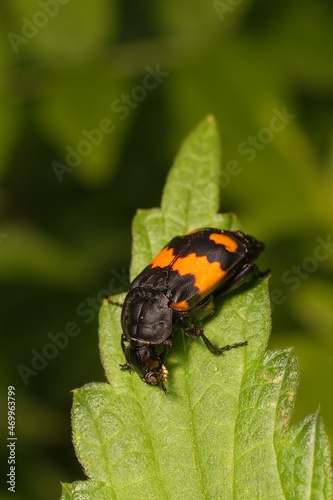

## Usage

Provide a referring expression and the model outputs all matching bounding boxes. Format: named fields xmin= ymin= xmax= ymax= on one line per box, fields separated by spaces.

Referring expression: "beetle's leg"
xmin=108 ymin=298 xmax=123 ymax=308
xmin=159 ymin=338 xmax=172 ymax=363
xmin=200 ymin=334 xmax=247 ymax=355
xmin=156 ymin=339 xmax=172 ymax=394
xmin=121 ymin=333 xmax=128 ymax=353
xmin=214 ymin=263 xmax=269 ymax=298
xmin=178 ymin=315 xmax=247 ymax=355
xmin=120 ymin=363 xmax=132 ymax=371
xmin=120 ymin=333 xmax=132 ymax=371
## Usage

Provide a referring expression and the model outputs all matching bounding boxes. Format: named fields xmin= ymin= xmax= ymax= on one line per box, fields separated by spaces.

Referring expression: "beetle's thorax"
xmin=121 ymin=287 xmax=173 ymax=344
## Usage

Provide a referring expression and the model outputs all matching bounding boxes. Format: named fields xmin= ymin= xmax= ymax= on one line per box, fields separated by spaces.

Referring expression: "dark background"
xmin=1 ymin=1 xmax=333 ymax=498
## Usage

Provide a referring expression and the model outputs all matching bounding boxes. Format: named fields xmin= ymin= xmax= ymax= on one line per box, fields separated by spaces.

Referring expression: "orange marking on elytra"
xmin=151 ymin=247 xmax=175 ymax=269
xmin=209 ymin=233 xmax=238 ymax=252
xmin=172 ymin=253 xmax=226 ymax=294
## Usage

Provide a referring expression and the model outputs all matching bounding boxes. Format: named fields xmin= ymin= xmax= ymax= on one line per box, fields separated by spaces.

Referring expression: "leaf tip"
xmin=206 ymin=113 xmax=216 ymax=123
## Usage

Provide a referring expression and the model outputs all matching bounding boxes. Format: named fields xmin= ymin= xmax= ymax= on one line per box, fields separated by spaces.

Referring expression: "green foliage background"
xmin=0 ymin=1 xmax=332 ymax=499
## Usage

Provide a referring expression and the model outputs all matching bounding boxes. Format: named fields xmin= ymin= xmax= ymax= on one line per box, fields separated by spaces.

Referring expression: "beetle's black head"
xmin=121 ymin=288 xmax=173 ymax=344
xmin=122 ymin=341 xmax=168 ymax=393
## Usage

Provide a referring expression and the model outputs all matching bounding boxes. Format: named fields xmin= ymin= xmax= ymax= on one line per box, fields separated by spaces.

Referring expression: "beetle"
xmin=113 ymin=227 xmax=266 ymax=393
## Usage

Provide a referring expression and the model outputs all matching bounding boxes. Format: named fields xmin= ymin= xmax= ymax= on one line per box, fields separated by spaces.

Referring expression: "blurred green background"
xmin=1 ymin=1 xmax=333 ymax=498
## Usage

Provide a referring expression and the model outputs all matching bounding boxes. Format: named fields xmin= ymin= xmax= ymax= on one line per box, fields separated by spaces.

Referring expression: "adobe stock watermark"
xmin=213 ymin=0 xmax=243 ymax=22
xmin=51 ymin=64 xmax=169 ymax=183
xmin=7 ymin=0 xmax=71 ymax=54
xmin=270 ymin=234 xmax=333 ymax=312
xmin=17 ymin=267 xmax=129 ymax=386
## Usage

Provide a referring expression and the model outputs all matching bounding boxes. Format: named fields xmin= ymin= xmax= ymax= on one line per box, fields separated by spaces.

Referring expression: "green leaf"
xmin=61 ymin=480 xmax=116 ymax=500
xmin=62 ymin=117 xmax=332 ymax=499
